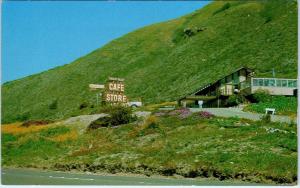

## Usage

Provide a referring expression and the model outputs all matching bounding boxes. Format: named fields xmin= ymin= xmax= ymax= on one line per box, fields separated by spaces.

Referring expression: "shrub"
xmin=253 ymin=89 xmax=271 ymax=103
xmin=227 ymin=95 xmax=239 ymax=106
xmin=198 ymin=111 xmax=214 ymax=119
xmin=49 ymin=100 xmax=58 ymax=110
xmin=183 ymin=28 xmax=195 ymax=37
xmin=88 ymin=105 xmax=137 ymax=129
xmin=88 ymin=116 xmax=112 ymax=129
xmin=79 ymin=102 xmax=88 ymax=110
xmin=110 ymin=105 xmax=136 ymax=126
xmin=261 ymin=114 xmax=271 ymax=123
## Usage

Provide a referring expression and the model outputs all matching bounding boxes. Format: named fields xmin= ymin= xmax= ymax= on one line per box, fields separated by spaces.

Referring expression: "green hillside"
xmin=2 ymin=1 xmax=297 ymax=123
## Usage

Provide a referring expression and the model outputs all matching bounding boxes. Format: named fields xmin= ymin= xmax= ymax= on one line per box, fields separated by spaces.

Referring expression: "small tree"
xmin=109 ymin=105 xmax=136 ymax=126
xmin=227 ymin=95 xmax=239 ymax=106
xmin=253 ymin=89 xmax=271 ymax=103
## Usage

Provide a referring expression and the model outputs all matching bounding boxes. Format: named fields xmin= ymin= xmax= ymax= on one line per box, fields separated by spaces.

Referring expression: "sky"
xmin=2 ymin=1 xmax=211 ymax=82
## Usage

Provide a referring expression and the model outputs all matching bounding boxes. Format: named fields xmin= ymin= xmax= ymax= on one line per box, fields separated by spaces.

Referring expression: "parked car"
xmin=128 ymin=101 xmax=142 ymax=107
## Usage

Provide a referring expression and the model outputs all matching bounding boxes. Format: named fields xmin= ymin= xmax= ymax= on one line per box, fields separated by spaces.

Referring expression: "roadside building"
xmin=178 ymin=67 xmax=297 ymax=107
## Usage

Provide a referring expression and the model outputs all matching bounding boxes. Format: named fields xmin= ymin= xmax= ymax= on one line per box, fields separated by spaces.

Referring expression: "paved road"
xmin=190 ymin=108 xmax=296 ymax=123
xmin=1 ymin=168 xmax=257 ymax=185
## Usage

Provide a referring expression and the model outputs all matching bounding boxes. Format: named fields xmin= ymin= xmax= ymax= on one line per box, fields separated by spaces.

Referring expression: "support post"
xmin=96 ymin=93 xmax=99 ymax=106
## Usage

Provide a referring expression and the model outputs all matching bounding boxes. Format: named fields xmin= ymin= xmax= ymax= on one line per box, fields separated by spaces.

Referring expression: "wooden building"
xmin=178 ymin=67 xmax=297 ymax=107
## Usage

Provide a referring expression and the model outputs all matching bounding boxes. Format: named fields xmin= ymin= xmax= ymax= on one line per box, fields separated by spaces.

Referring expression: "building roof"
xmin=178 ymin=66 xmax=254 ymax=101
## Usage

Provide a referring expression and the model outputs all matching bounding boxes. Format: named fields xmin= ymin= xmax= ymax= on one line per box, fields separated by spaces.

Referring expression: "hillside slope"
xmin=2 ymin=1 xmax=297 ymax=123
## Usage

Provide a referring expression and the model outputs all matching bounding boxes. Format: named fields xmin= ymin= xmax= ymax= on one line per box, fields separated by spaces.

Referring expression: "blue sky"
xmin=2 ymin=1 xmax=211 ymax=82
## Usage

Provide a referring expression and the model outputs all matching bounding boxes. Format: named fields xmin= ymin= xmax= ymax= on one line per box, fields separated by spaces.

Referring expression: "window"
xmin=269 ymin=79 xmax=275 ymax=87
xmin=276 ymin=79 xmax=282 ymax=87
xmin=282 ymin=80 xmax=287 ymax=87
xmin=253 ymin=79 xmax=259 ymax=86
xmin=288 ymin=80 xmax=297 ymax=88
xmin=264 ymin=79 xmax=269 ymax=87
xmin=233 ymin=72 xmax=239 ymax=84
xmin=258 ymin=79 xmax=264 ymax=86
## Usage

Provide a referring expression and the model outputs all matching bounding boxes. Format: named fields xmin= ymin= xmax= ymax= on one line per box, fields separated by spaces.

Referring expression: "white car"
xmin=128 ymin=101 xmax=142 ymax=107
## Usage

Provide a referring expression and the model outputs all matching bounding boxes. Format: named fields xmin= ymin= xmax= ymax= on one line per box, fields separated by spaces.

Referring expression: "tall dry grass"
xmin=52 ymin=130 xmax=78 ymax=142
xmin=2 ymin=122 xmax=48 ymax=135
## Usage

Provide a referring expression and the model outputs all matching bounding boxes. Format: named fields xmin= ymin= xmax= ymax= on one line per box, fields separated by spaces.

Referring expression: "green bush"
xmin=261 ymin=114 xmax=271 ymax=123
xmin=227 ymin=95 xmax=239 ymax=106
xmin=88 ymin=116 xmax=111 ymax=129
xmin=49 ymin=100 xmax=58 ymax=110
xmin=245 ymin=96 xmax=297 ymax=115
xmin=110 ymin=105 xmax=136 ymax=126
xmin=226 ymin=94 xmax=245 ymax=107
xmin=253 ymin=89 xmax=271 ymax=103
xmin=79 ymin=102 xmax=88 ymax=110
xmin=88 ymin=105 xmax=137 ymax=129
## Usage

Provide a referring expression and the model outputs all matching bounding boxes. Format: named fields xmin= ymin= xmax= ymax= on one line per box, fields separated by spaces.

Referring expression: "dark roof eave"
xmin=179 ymin=66 xmax=254 ymax=100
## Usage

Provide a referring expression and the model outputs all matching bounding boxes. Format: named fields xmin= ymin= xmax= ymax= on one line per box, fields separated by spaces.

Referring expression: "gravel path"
xmin=61 ymin=112 xmax=151 ymax=133
xmin=190 ymin=108 xmax=296 ymax=123
xmin=64 ymin=114 xmax=108 ymax=125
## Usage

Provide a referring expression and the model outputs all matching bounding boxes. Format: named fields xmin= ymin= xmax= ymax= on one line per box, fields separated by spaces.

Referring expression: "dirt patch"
xmin=21 ymin=120 xmax=53 ymax=127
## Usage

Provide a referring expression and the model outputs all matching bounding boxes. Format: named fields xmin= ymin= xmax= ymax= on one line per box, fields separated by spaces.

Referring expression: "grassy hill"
xmin=2 ymin=112 xmax=297 ymax=184
xmin=2 ymin=1 xmax=297 ymax=123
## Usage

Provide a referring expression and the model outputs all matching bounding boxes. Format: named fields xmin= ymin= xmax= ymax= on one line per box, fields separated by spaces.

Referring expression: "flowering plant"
xmin=169 ymin=108 xmax=192 ymax=119
xmin=198 ymin=111 xmax=214 ymax=119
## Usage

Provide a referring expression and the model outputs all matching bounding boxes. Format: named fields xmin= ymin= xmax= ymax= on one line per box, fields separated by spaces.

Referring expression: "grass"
xmin=2 ymin=0 xmax=298 ymax=123
xmin=244 ymin=96 xmax=297 ymax=116
xmin=1 ymin=111 xmax=297 ymax=184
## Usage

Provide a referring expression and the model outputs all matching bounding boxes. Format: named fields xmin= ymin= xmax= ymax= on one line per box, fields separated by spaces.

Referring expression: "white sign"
xmin=89 ymin=84 xmax=105 ymax=90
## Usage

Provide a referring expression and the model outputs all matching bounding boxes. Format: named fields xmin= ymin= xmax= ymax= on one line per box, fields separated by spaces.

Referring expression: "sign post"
xmin=89 ymin=77 xmax=128 ymax=106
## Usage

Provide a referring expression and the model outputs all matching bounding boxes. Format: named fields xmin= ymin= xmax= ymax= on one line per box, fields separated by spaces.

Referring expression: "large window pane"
xmin=258 ymin=79 xmax=264 ymax=86
xmin=269 ymin=79 xmax=275 ymax=87
xmin=276 ymin=79 xmax=282 ymax=87
xmin=282 ymin=80 xmax=287 ymax=87
xmin=264 ymin=79 xmax=269 ymax=87
xmin=253 ymin=79 xmax=259 ymax=86
xmin=288 ymin=80 xmax=297 ymax=88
